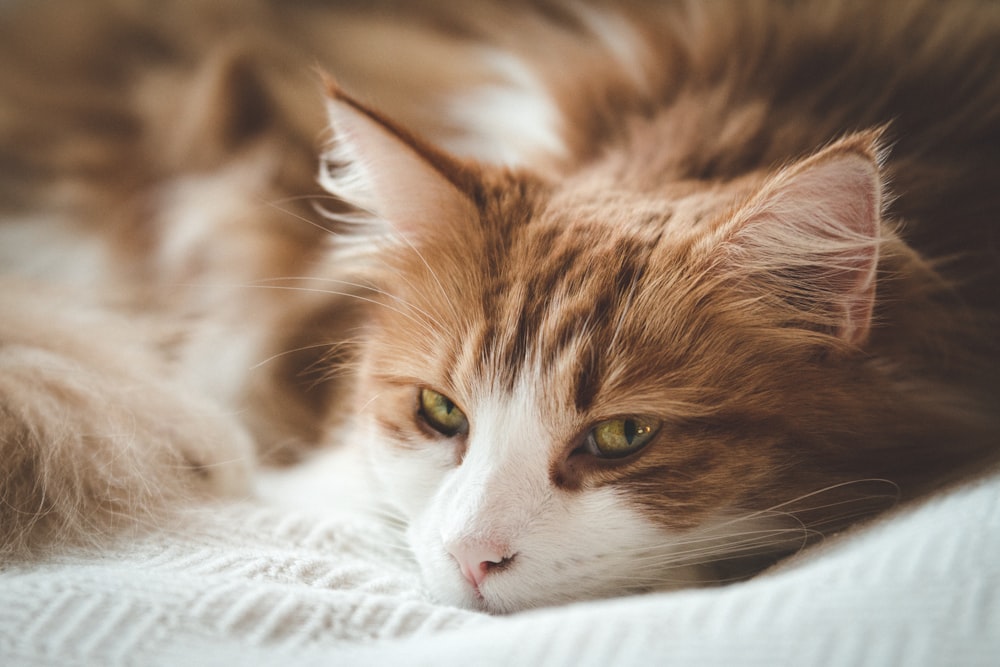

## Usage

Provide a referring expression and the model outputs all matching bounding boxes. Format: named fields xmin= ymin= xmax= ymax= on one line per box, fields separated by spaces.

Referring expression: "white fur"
xmin=442 ymin=7 xmax=649 ymax=167
xmin=153 ymin=157 xmax=276 ymax=281
xmin=572 ymin=4 xmax=652 ymax=90
xmin=443 ymin=48 xmax=568 ymax=166
xmin=366 ymin=370 xmax=716 ymax=613
xmin=152 ymin=162 xmax=279 ymax=409
xmin=0 ymin=213 xmax=111 ymax=288
xmin=318 ymin=111 xmax=384 ymax=218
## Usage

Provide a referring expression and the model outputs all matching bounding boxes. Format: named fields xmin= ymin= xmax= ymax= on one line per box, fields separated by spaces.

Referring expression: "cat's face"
xmin=321 ymin=85 xmax=886 ymax=612
xmin=354 ymin=195 xmax=771 ymax=611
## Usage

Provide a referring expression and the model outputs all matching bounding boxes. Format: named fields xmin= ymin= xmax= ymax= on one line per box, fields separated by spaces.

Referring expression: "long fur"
xmin=1 ymin=0 xmax=998 ymax=613
xmin=319 ymin=0 xmax=1000 ymax=611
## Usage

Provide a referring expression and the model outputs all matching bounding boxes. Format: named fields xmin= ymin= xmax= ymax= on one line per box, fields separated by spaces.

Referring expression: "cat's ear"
xmin=721 ymin=131 xmax=884 ymax=346
xmin=319 ymin=76 xmax=478 ymax=241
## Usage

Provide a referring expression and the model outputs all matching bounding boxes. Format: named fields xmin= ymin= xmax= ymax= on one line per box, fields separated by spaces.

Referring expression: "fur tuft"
xmin=0 ymin=289 xmax=254 ymax=558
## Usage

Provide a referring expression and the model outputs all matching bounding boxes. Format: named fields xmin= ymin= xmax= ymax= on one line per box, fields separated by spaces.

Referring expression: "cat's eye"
xmin=419 ymin=388 xmax=468 ymax=437
xmin=584 ymin=416 xmax=661 ymax=459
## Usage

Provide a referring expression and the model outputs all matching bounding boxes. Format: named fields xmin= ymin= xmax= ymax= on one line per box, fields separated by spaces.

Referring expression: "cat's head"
xmin=318 ymin=83 xmax=898 ymax=613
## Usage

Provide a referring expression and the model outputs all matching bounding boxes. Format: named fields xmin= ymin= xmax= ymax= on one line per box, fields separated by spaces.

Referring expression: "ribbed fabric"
xmin=2 ymin=470 xmax=998 ymax=666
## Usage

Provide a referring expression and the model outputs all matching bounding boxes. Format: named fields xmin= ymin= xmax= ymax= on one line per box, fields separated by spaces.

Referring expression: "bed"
xmin=2 ymin=446 xmax=997 ymax=666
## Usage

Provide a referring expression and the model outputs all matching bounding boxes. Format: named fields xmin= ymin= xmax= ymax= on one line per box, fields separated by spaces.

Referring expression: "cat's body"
xmin=1 ymin=0 xmax=998 ymax=613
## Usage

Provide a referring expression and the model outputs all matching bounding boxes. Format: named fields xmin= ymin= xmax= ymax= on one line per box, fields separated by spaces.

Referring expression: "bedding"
xmin=2 ymin=450 xmax=997 ymax=666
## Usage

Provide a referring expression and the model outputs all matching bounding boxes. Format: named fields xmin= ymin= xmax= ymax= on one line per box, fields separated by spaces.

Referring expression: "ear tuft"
xmin=724 ymin=131 xmax=884 ymax=346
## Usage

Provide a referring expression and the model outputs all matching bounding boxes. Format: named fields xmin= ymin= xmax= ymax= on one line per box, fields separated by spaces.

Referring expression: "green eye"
xmin=419 ymin=388 xmax=468 ymax=437
xmin=586 ymin=416 xmax=661 ymax=458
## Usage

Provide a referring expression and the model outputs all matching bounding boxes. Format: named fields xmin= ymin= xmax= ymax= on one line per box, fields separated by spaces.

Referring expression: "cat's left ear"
xmin=319 ymin=76 xmax=478 ymax=243
xmin=720 ymin=131 xmax=885 ymax=346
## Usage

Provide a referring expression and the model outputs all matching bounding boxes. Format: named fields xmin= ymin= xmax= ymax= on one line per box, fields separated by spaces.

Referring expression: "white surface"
xmin=1 ymin=461 xmax=998 ymax=666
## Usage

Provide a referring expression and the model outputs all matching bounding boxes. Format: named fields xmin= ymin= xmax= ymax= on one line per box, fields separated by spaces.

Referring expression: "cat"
xmin=315 ymin=1 xmax=1000 ymax=612
xmin=2 ymin=0 xmax=999 ymax=615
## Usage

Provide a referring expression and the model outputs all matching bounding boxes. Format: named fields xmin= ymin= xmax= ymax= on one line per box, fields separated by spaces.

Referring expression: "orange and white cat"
xmin=1 ymin=0 xmax=998 ymax=613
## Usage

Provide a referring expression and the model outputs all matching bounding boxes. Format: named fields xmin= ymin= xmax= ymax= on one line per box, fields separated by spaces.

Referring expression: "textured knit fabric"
xmin=2 ymin=465 xmax=998 ymax=666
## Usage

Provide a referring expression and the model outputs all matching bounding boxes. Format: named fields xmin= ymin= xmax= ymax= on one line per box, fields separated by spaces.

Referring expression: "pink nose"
xmin=446 ymin=539 xmax=514 ymax=589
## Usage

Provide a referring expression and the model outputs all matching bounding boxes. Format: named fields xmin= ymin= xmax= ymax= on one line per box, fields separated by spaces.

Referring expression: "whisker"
xmin=261 ymin=275 xmax=449 ymax=333
xmin=309 ymin=201 xmax=457 ymax=326
xmin=258 ymin=197 xmax=337 ymax=236
xmin=176 ymin=281 xmax=441 ymax=338
xmin=267 ymin=193 xmax=345 ymax=207
xmin=370 ymin=215 xmax=463 ymax=329
xmin=249 ymin=342 xmax=341 ymax=370
xmin=605 ymin=480 xmax=904 ymax=586
xmin=629 ymin=528 xmax=815 ymax=566
xmin=776 ymin=492 xmax=900 ymax=518
xmin=358 ymin=391 xmax=385 ymax=414
xmin=713 ymin=478 xmax=900 ymax=530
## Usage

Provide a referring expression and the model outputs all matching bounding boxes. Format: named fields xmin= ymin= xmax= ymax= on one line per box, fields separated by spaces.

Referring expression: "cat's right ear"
xmin=714 ymin=131 xmax=885 ymax=347
xmin=319 ymin=76 xmax=478 ymax=243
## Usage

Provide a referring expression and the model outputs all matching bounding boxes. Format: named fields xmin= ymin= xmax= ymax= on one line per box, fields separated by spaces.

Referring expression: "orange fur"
xmin=0 ymin=0 xmax=997 ymax=601
xmin=321 ymin=0 xmax=1000 ymax=594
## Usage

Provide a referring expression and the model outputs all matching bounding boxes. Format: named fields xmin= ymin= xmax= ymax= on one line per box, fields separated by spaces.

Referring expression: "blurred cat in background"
xmin=1 ymin=0 xmax=997 ymax=613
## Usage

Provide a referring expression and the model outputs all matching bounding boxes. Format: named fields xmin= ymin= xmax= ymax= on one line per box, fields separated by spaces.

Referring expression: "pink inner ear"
xmin=729 ymin=142 xmax=882 ymax=346
xmin=321 ymin=92 xmax=477 ymax=242
xmin=815 ymin=156 xmax=880 ymax=345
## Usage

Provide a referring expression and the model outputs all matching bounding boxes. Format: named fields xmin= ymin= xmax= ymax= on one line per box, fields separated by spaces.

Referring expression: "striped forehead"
xmin=448 ymin=227 xmax=662 ymax=413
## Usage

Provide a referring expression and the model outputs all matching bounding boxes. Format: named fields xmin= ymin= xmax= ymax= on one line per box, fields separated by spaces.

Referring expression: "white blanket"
xmin=2 ymin=458 xmax=999 ymax=666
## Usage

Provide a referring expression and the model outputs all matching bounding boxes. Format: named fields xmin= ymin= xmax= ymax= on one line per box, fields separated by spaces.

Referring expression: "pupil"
xmin=624 ymin=419 xmax=637 ymax=445
xmin=442 ymin=397 xmax=454 ymax=415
